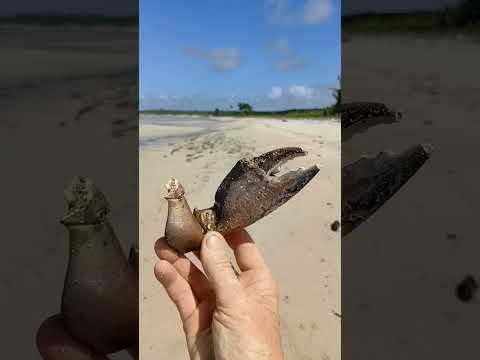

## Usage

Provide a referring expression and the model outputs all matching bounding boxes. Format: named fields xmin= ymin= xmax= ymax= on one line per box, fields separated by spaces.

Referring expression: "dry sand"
xmin=1 ymin=26 xmax=137 ymax=360
xmin=140 ymin=115 xmax=341 ymax=360
xmin=342 ymin=33 xmax=480 ymax=359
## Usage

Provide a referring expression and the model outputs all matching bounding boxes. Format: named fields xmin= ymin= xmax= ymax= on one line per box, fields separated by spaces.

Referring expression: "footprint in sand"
xmin=171 ymin=147 xmax=182 ymax=155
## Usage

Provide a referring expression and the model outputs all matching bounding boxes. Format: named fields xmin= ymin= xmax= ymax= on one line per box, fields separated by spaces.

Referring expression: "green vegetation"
xmin=238 ymin=102 xmax=253 ymax=113
xmin=140 ymin=107 xmax=339 ymax=119
xmin=343 ymin=0 xmax=480 ymax=33
xmin=0 ymin=14 xmax=138 ymax=26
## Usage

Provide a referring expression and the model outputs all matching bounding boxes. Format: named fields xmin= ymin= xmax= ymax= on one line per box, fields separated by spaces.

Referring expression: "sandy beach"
xmin=140 ymin=115 xmax=341 ymax=360
xmin=342 ymin=33 xmax=480 ymax=359
xmin=1 ymin=26 xmax=137 ymax=359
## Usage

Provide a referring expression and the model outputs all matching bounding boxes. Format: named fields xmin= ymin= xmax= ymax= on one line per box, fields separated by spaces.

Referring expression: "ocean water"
xmin=139 ymin=114 xmax=234 ymax=148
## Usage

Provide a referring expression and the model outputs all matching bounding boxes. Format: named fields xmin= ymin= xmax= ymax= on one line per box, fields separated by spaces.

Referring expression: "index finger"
xmin=224 ymin=229 xmax=267 ymax=272
xmin=37 ymin=315 xmax=111 ymax=360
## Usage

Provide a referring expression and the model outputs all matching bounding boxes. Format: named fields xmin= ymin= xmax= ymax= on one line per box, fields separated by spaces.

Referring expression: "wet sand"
xmin=140 ymin=114 xmax=341 ymax=360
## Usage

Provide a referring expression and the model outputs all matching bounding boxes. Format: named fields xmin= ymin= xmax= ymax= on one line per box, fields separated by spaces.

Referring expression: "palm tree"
xmin=331 ymin=76 xmax=341 ymax=112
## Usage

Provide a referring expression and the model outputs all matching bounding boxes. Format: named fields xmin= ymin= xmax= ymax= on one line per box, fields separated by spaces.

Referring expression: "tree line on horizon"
xmin=343 ymin=0 xmax=480 ymax=30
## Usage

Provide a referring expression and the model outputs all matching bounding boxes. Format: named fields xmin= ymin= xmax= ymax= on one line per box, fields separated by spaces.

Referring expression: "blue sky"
xmin=140 ymin=0 xmax=341 ymax=111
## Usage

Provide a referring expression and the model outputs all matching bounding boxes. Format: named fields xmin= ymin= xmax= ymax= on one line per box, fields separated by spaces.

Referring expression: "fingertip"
xmin=225 ymin=229 xmax=254 ymax=248
xmin=36 ymin=314 xmax=60 ymax=353
xmin=36 ymin=314 xmax=109 ymax=359
xmin=201 ymin=231 xmax=226 ymax=252
xmin=154 ymin=237 xmax=167 ymax=253
xmin=154 ymin=237 xmax=180 ymax=262
xmin=154 ymin=259 xmax=175 ymax=285
xmin=203 ymin=230 xmax=225 ymax=241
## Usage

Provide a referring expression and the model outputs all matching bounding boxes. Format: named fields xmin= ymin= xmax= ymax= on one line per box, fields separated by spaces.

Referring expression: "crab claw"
xmin=342 ymin=143 xmax=433 ymax=237
xmin=341 ymin=102 xmax=402 ymax=129
xmin=195 ymin=147 xmax=320 ymax=234
xmin=342 ymin=102 xmax=402 ymax=142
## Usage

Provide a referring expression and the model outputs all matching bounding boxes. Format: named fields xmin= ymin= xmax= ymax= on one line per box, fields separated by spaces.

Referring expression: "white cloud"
xmin=185 ymin=47 xmax=241 ymax=72
xmin=288 ymin=85 xmax=318 ymax=98
xmin=268 ymin=0 xmax=333 ymax=25
xmin=269 ymin=86 xmax=283 ymax=99
xmin=269 ymin=38 xmax=309 ymax=72
xmin=303 ymin=0 xmax=333 ymax=24
xmin=276 ymin=57 xmax=308 ymax=72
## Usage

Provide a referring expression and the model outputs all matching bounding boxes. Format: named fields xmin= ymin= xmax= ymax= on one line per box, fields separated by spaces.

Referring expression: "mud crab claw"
xmin=200 ymin=147 xmax=320 ymax=234
xmin=165 ymin=147 xmax=320 ymax=253
xmin=342 ymin=143 xmax=433 ymax=237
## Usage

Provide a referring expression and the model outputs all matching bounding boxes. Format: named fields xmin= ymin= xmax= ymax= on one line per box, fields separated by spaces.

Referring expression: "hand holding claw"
xmin=154 ymin=230 xmax=284 ymax=360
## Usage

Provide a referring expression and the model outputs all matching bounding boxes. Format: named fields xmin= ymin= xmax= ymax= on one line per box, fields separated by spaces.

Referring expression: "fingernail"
xmin=206 ymin=232 xmax=220 ymax=249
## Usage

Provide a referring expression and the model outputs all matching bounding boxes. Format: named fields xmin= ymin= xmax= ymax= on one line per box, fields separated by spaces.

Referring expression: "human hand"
xmin=36 ymin=314 xmax=138 ymax=360
xmin=154 ymin=230 xmax=284 ymax=360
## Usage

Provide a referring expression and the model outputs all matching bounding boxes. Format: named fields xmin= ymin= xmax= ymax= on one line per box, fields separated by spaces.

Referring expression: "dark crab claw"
xmin=196 ymin=147 xmax=320 ymax=234
xmin=342 ymin=143 xmax=433 ymax=237
xmin=342 ymin=102 xmax=402 ymax=142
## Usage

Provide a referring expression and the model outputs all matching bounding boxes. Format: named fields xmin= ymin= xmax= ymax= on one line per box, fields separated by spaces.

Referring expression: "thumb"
xmin=200 ymin=231 xmax=240 ymax=305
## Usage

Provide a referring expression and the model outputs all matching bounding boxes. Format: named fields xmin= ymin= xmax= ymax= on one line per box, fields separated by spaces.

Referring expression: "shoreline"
xmin=139 ymin=114 xmax=340 ymax=148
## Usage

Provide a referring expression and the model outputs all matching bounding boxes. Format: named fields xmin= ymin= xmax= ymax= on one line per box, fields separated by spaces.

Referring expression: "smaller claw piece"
xmin=165 ymin=147 xmax=320 ymax=253
xmin=341 ymin=102 xmax=402 ymax=129
xmin=60 ymin=177 xmax=138 ymax=354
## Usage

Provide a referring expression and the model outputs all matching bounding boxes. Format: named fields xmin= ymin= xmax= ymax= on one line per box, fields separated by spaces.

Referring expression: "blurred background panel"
xmin=342 ymin=1 xmax=480 ymax=359
xmin=0 ymin=1 xmax=138 ymax=359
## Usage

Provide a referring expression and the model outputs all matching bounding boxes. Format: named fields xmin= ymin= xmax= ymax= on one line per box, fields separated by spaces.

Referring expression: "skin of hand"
xmin=154 ymin=230 xmax=284 ymax=360
xmin=36 ymin=315 xmax=138 ymax=360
